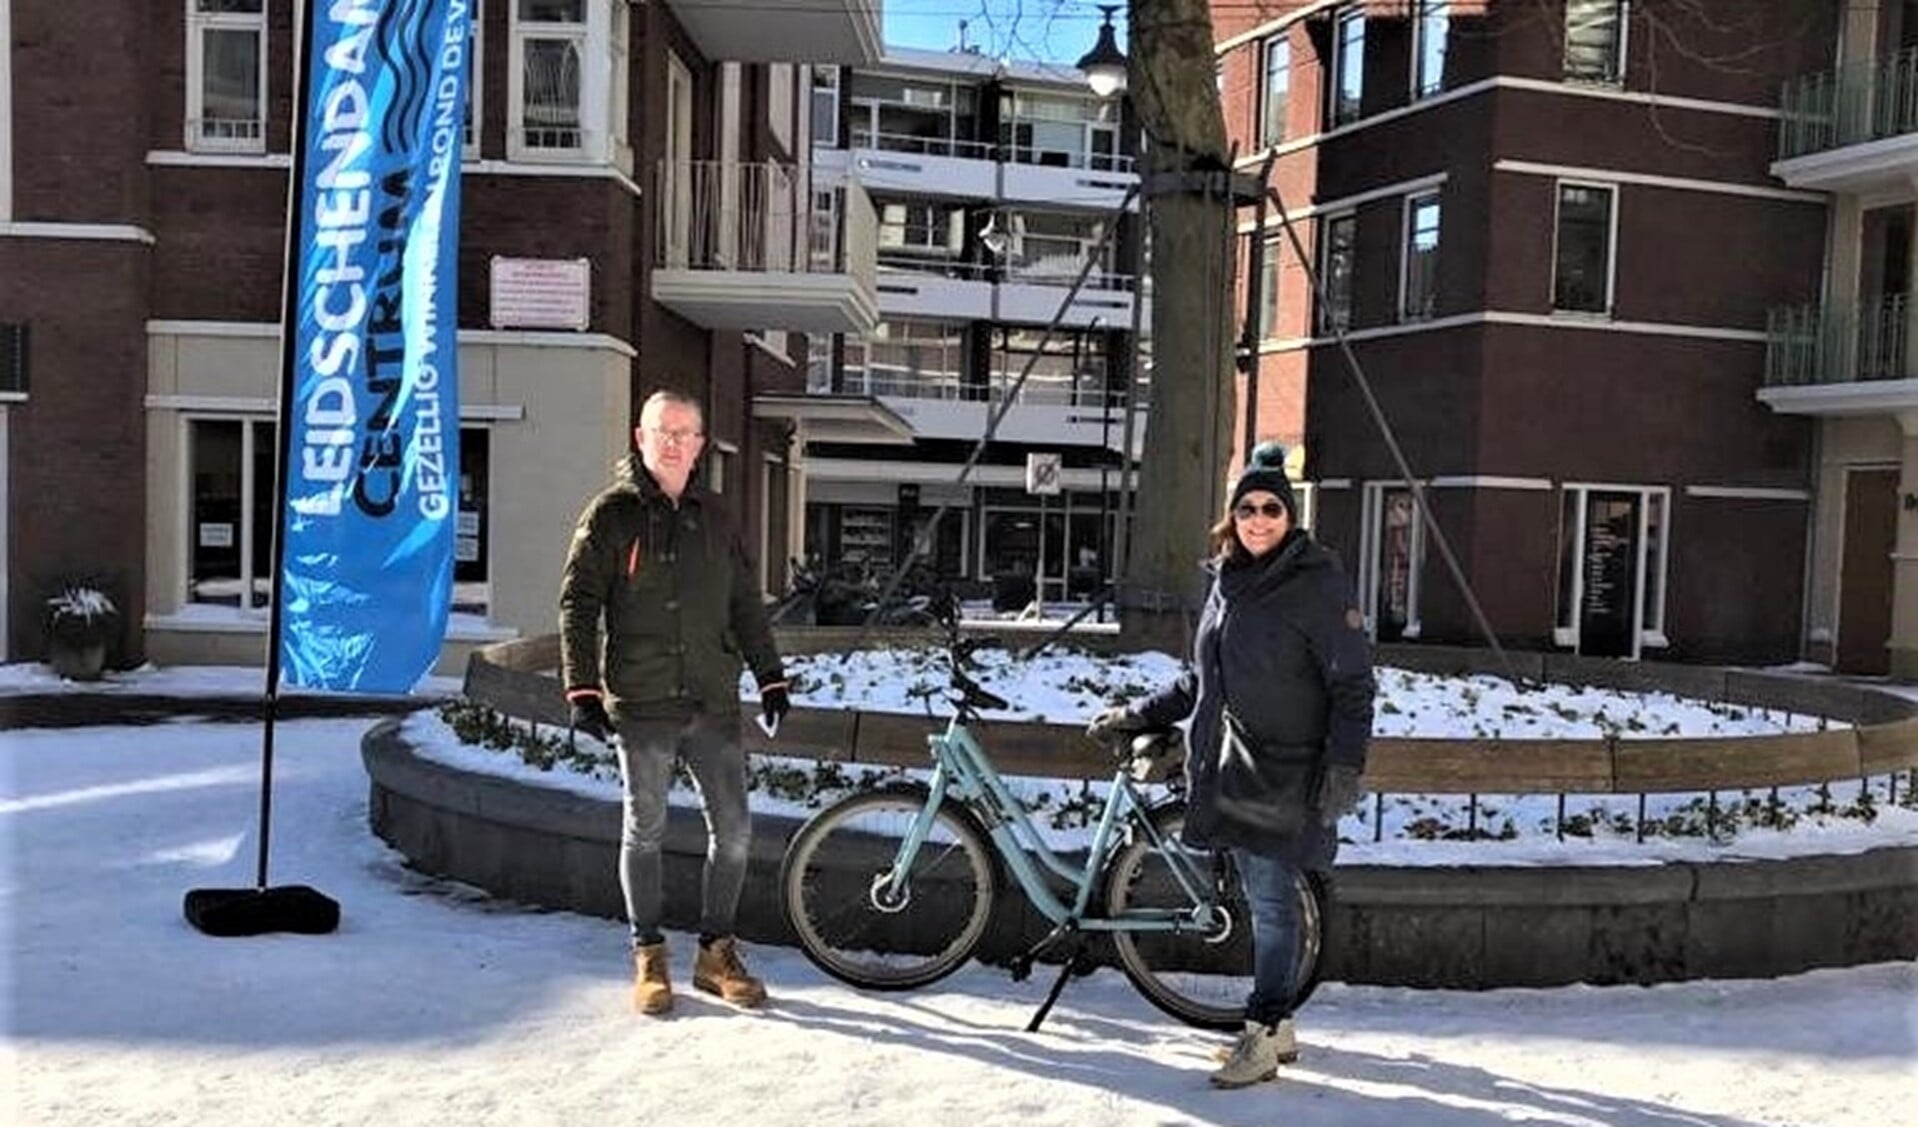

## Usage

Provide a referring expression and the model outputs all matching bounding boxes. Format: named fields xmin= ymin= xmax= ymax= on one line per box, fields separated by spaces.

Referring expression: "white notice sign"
xmin=489 ymin=257 xmax=591 ymax=330
xmin=1025 ymin=452 xmax=1062 ymax=496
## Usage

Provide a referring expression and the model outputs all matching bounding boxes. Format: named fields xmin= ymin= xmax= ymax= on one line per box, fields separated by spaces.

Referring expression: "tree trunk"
xmin=1123 ymin=0 xmax=1236 ymax=652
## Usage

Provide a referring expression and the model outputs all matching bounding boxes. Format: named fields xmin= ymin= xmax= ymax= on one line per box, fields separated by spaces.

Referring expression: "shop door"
xmin=1578 ymin=491 xmax=1641 ymax=658
xmin=1837 ymin=468 xmax=1897 ymax=675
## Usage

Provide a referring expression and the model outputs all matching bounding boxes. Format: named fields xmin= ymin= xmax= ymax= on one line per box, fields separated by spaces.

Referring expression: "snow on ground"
xmin=10 ymin=653 xmax=1918 ymax=864
xmin=4 ymin=717 xmax=1913 ymax=1127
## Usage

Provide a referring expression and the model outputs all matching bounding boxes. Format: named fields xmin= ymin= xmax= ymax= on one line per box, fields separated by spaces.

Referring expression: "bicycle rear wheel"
xmin=1103 ymin=805 xmax=1324 ymax=1031
xmin=780 ymin=788 xmax=998 ymax=991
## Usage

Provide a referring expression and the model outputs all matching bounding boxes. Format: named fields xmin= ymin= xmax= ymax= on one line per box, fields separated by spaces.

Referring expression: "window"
xmin=188 ymin=420 xmax=493 ymax=616
xmin=1001 ymin=91 xmax=1121 ymax=170
xmin=1257 ymin=233 xmax=1283 ymax=340
xmin=453 ymin=429 xmax=492 ymax=616
xmin=1554 ymin=484 xmax=1668 ymax=656
xmin=1553 ymin=182 xmax=1615 ymax=313
xmin=188 ymin=419 xmax=277 ymax=609
xmin=662 ymin=51 xmax=694 ymax=267
xmin=1260 ymin=35 xmax=1290 ymax=149
xmin=186 ymin=0 xmax=266 ymax=152
xmin=1401 ymin=192 xmax=1440 ymax=321
xmin=510 ymin=0 xmax=623 ymax=161
xmin=0 ymin=322 xmax=25 ymax=394
xmin=1329 ymin=7 xmax=1365 ymax=127
xmin=1005 ymin=211 xmax=1114 ymax=283
xmin=1565 ymin=0 xmax=1626 ymax=83
xmin=877 ymin=201 xmax=964 ymax=255
xmin=1317 ymin=212 xmax=1356 ymax=333
xmin=812 ymin=66 xmax=841 ymax=147
xmin=463 ymin=0 xmax=483 ymax=158
xmin=1414 ymin=0 xmax=1448 ymax=99
xmin=513 ymin=0 xmax=585 ymax=152
xmin=769 ymin=63 xmax=794 ymax=154
xmin=848 ymin=320 xmax=967 ymax=398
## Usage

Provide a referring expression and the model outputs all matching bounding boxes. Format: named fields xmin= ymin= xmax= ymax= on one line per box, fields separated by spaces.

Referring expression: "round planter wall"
xmin=364 ymin=720 xmax=1918 ymax=988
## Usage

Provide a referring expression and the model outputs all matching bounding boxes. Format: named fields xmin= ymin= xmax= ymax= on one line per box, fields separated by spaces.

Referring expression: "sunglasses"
xmin=1233 ymin=501 xmax=1287 ymax=521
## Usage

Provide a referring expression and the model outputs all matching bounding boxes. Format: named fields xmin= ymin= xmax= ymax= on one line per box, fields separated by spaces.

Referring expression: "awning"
xmin=752 ymin=393 xmax=916 ymax=446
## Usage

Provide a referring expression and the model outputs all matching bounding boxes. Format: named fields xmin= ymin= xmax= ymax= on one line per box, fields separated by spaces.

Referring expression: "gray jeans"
xmin=614 ymin=714 xmax=751 ymax=947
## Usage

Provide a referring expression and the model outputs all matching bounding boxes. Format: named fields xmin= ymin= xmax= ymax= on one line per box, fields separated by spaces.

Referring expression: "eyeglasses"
xmin=644 ymin=426 xmax=704 ymax=448
xmin=1233 ymin=501 xmax=1287 ymax=521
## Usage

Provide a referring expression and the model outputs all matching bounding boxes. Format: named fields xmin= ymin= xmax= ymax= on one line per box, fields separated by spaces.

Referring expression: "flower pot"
xmin=49 ymin=638 xmax=106 ymax=682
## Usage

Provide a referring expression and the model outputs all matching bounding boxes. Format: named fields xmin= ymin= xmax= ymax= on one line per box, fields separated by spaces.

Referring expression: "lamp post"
xmin=1079 ymin=4 xmax=1129 ymax=625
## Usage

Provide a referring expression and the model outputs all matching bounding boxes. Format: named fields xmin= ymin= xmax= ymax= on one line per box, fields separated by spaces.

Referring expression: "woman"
xmin=1088 ymin=441 xmax=1375 ymax=1089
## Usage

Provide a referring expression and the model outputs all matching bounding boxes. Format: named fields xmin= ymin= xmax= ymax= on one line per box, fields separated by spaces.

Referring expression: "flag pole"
xmin=184 ymin=0 xmax=339 ymax=938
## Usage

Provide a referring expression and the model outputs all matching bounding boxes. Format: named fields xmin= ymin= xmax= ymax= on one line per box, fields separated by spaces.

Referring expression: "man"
xmin=559 ymin=390 xmax=791 ymax=1015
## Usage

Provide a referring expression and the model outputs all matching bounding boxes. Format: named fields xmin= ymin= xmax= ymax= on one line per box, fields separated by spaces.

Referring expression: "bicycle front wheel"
xmin=780 ymin=789 xmax=998 ymax=991
xmin=1103 ymin=805 xmax=1324 ymax=1031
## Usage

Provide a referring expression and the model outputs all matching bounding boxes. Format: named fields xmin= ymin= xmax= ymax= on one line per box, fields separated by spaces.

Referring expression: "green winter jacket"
xmin=559 ymin=456 xmax=784 ymax=719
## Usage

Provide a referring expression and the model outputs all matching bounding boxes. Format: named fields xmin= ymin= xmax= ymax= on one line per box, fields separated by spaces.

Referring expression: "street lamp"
xmin=1076 ymin=5 xmax=1127 ymax=99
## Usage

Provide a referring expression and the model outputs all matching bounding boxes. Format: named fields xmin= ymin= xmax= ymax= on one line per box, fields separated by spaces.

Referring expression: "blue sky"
xmin=882 ymin=0 xmax=1128 ymax=66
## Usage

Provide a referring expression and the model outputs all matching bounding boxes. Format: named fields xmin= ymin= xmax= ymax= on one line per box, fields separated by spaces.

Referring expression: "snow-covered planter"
xmin=45 ymin=585 xmax=117 ymax=681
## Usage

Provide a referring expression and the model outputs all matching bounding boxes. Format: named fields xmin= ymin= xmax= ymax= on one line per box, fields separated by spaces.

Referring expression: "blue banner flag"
xmin=279 ymin=0 xmax=471 ymax=693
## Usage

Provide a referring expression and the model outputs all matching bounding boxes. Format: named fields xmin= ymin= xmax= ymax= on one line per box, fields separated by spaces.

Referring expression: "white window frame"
xmin=1357 ymin=480 xmax=1426 ymax=641
xmin=183 ymin=413 xmax=276 ymax=615
xmin=508 ymin=0 xmax=612 ymax=162
xmin=1412 ymin=0 xmax=1448 ymax=100
xmin=1553 ymin=482 xmax=1671 ymax=655
xmin=1399 ymin=190 xmax=1441 ymax=322
xmin=185 ymin=0 xmax=268 ymax=154
xmin=608 ymin=0 xmax=630 ymax=169
xmin=1328 ymin=6 xmax=1365 ymax=128
xmin=662 ymin=50 xmax=694 ymax=268
xmin=1564 ymin=0 xmax=1628 ymax=85
xmin=1317 ymin=210 xmax=1356 ymax=333
xmin=1259 ymin=33 xmax=1289 ymax=150
xmin=1551 ymin=179 xmax=1618 ymax=315
xmin=463 ymin=0 xmax=484 ymax=159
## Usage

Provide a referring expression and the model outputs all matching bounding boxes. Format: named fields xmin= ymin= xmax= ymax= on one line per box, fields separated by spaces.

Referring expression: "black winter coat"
xmin=1133 ymin=530 xmax=1375 ymax=866
xmin=558 ymin=457 xmax=784 ymax=720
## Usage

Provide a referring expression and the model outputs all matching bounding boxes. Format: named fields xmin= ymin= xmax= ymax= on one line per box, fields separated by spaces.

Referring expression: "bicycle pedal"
xmin=1007 ymin=957 xmax=1034 ymax=983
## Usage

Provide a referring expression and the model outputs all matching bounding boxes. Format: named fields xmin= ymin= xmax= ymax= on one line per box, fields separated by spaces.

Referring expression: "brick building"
xmin=0 ymin=0 xmax=882 ymax=671
xmin=1211 ymin=0 xmax=1833 ymax=664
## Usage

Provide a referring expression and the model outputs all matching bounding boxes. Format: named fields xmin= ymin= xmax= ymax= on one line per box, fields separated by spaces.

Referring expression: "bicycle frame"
xmin=881 ymin=714 xmax=1224 ymax=936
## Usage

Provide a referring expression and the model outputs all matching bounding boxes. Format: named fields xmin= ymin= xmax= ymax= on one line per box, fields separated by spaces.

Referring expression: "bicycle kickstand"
xmin=1024 ymin=932 xmax=1093 ymax=1034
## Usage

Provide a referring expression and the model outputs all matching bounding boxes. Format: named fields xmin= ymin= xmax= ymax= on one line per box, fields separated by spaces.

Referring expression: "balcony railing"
xmin=1778 ymin=47 xmax=1918 ymax=160
xmin=1764 ymin=294 xmax=1909 ymax=386
xmin=848 ymin=126 xmax=996 ymax=160
xmin=655 ymin=159 xmax=872 ymax=276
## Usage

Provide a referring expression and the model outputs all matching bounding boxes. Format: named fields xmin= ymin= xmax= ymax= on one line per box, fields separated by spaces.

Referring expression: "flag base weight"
xmin=184 ymin=885 xmax=340 ymax=937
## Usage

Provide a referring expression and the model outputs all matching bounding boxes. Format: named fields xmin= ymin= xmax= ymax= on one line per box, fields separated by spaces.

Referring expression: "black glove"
xmin=1086 ymin=704 xmax=1147 ymax=744
xmin=1314 ymin=765 xmax=1363 ymax=827
xmin=569 ymin=695 xmax=614 ymax=744
xmin=760 ymin=681 xmax=792 ymax=731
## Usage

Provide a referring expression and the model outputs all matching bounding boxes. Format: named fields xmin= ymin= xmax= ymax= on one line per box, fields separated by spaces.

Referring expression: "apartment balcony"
xmin=1759 ymin=295 xmax=1918 ymax=416
xmin=1774 ymin=47 xmax=1918 ymax=193
xmin=999 ymin=151 xmax=1138 ymax=213
xmin=861 ymin=379 xmax=1145 ymax=449
xmin=873 ymin=257 xmax=995 ymax=320
xmin=662 ymin=0 xmax=880 ymax=64
xmin=651 ymin=160 xmax=879 ymax=335
xmin=814 ymin=130 xmax=1000 ymax=200
xmin=869 ymin=255 xmax=1141 ymax=329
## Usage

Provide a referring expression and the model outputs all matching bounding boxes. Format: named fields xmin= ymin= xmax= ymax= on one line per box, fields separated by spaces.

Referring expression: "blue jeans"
xmin=1231 ymin=848 xmax=1302 ymax=1025
xmin=614 ymin=714 xmax=751 ymax=948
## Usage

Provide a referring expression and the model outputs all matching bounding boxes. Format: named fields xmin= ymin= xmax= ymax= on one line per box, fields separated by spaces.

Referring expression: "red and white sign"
xmin=488 ymin=257 xmax=591 ymax=330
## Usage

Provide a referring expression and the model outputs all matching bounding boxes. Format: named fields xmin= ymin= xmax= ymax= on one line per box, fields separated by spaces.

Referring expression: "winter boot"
xmin=1209 ymin=1020 xmax=1289 ymax=1089
xmin=692 ymin=936 xmax=767 ymax=1008
xmin=1211 ymin=1017 xmax=1297 ymax=1064
xmin=632 ymin=941 xmax=673 ymax=1015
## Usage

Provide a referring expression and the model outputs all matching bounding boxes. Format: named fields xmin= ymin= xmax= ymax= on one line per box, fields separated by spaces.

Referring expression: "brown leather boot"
xmin=632 ymin=941 xmax=673 ymax=1015
xmin=692 ymin=936 xmax=767 ymax=1008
